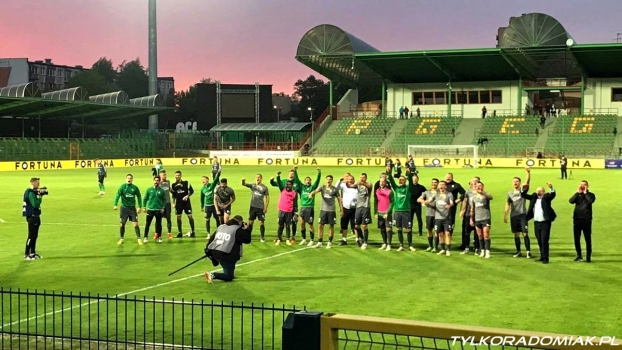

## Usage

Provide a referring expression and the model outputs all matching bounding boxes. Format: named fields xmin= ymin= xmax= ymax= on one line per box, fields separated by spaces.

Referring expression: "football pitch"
xmin=0 ymin=165 xmax=620 ymax=342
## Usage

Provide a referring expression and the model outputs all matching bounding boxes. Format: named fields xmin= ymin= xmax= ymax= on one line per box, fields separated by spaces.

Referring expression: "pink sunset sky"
xmin=3 ymin=0 xmax=622 ymax=95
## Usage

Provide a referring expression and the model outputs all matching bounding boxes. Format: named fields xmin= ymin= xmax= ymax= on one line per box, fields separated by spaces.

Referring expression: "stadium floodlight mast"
xmin=308 ymin=107 xmax=314 ymax=151
xmin=407 ymin=144 xmax=479 ymax=168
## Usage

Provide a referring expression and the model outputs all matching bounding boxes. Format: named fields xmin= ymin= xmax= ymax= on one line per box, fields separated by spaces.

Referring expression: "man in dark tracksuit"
xmin=23 ymin=177 xmax=45 ymax=260
xmin=569 ymin=180 xmax=596 ymax=262
xmin=409 ymin=175 xmax=426 ymax=236
xmin=205 ymin=215 xmax=251 ymax=283
xmin=522 ymin=183 xmax=556 ymax=264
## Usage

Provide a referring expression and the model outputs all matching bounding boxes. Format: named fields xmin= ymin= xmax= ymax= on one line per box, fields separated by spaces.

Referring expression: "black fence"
xmin=0 ymin=288 xmax=304 ymax=349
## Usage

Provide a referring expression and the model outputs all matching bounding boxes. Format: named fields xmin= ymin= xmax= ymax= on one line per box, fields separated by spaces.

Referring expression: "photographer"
xmin=23 ymin=177 xmax=47 ymax=260
xmin=204 ymin=215 xmax=251 ymax=283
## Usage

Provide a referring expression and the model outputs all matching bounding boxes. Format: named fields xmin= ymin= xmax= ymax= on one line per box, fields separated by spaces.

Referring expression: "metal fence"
xmin=0 ymin=288 xmax=304 ymax=349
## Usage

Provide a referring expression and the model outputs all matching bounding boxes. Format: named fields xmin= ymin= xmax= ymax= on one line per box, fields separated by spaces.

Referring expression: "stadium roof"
xmin=209 ymin=122 xmax=311 ymax=132
xmin=0 ymin=83 xmax=171 ymax=120
xmin=295 ymin=13 xmax=622 ymax=86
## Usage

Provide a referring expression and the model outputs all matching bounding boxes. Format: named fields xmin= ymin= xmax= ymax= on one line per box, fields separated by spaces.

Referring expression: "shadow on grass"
xmin=239 ymin=275 xmax=347 ymax=282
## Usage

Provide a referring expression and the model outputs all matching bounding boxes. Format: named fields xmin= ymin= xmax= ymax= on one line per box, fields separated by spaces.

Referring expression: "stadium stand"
xmin=473 ymin=116 xmax=540 ymax=157
xmin=313 ymin=117 xmax=395 ymax=156
xmin=387 ymin=117 xmax=460 ymax=155
xmin=545 ymin=115 xmax=617 ymax=157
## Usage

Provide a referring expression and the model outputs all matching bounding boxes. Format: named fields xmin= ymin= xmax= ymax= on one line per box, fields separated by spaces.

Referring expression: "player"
xmin=336 ymin=173 xmax=359 ymax=245
xmin=96 ymin=158 xmax=107 ymax=195
xmin=215 ymin=178 xmax=235 ymax=225
xmin=270 ymin=168 xmax=302 ymax=244
xmin=158 ymin=170 xmax=173 ymax=239
xmin=418 ymin=178 xmax=439 ymax=252
xmin=387 ymin=170 xmax=415 ymax=252
xmin=212 ymin=156 xmax=222 ymax=179
xmin=142 ymin=176 xmax=167 ymax=243
xmin=172 ymin=171 xmax=195 ymax=238
xmin=504 ymin=168 xmax=532 ymax=258
xmin=445 ymin=173 xmax=465 ymax=233
xmin=470 ymin=182 xmax=493 ymax=258
xmin=309 ymin=175 xmax=342 ymax=248
xmin=406 ymin=155 xmax=417 ymax=175
xmin=200 ymin=169 xmax=221 ymax=239
xmin=152 ymin=158 xmax=164 ymax=177
xmin=425 ymin=181 xmax=454 ymax=256
xmin=113 ymin=174 xmax=143 ymax=245
xmin=297 ymin=168 xmax=322 ymax=246
xmin=275 ymin=177 xmax=297 ymax=245
xmin=374 ymin=178 xmax=394 ymax=251
xmin=353 ymin=173 xmax=373 ymax=250
xmin=459 ymin=177 xmax=479 ymax=254
xmin=242 ymin=174 xmax=269 ymax=242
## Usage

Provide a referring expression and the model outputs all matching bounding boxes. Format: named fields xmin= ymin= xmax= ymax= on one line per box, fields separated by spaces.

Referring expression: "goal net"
xmin=407 ymin=145 xmax=479 ymax=168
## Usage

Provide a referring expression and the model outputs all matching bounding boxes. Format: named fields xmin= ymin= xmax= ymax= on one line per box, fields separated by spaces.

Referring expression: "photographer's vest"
xmin=212 ymin=162 xmax=220 ymax=174
xmin=22 ymin=188 xmax=41 ymax=217
xmin=208 ymin=224 xmax=242 ymax=257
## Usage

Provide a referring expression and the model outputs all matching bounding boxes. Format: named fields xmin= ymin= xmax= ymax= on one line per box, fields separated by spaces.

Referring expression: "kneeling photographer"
xmin=204 ymin=215 xmax=251 ymax=283
xmin=23 ymin=177 xmax=47 ymax=260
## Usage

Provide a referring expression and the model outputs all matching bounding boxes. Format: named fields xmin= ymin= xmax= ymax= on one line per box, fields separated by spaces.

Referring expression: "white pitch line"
xmin=0 ymin=247 xmax=308 ymax=329
xmin=0 ymin=218 xmax=5 ymax=223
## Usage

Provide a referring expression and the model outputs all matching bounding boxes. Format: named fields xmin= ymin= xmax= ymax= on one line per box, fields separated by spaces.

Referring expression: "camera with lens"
xmin=37 ymin=187 xmax=49 ymax=196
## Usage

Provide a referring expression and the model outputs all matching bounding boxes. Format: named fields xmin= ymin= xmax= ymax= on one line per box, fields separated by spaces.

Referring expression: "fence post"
xmin=282 ymin=311 xmax=323 ymax=350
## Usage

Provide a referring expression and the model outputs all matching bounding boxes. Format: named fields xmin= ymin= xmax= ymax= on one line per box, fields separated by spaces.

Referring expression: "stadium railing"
xmin=0 ymin=288 xmax=303 ymax=349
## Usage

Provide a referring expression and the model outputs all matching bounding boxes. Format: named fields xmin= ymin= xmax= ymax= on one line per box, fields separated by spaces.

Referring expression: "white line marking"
xmin=0 ymin=247 xmax=308 ymax=329
xmin=0 ymin=218 xmax=5 ymax=223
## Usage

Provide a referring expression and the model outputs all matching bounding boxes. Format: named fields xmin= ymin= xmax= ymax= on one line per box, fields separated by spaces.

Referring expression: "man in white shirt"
xmin=336 ymin=173 xmax=359 ymax=246
xmin=521 ymin=182 xmax=556 ymax=264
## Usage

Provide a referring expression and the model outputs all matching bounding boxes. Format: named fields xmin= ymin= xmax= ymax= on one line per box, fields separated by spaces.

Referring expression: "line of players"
xmin=109 ymin=162 xmax=538 ymax=261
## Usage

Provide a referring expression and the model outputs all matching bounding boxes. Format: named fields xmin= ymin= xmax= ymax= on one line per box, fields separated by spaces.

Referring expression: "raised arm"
xmin=388 ymin=191 xmax=394 ymax=214
xmin=312 ymin=169 xmax=322 ymax=190
xmin=276 ymin=174 xmax=284 ymax=191
xmin=387 ymin=173 xmax=397 ymax=188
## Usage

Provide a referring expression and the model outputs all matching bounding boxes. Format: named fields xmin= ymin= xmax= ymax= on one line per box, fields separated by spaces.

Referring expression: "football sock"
xmin=397 ymin=230 xmax=404 ymax=246
xmin=260 ymin=225 xmax=265 ymax=239
xmin=406 ymin=231 xmax=413 ymax=246
xmin=356 ymin=228 xmax=363 ymax=241
xmin=328 ymin=235 xmax=333 ymax=242
xmin=485 ymin=239 xmax=491 ymax=251
xmin=102 ymin=184 xmax=105 ymax=191
xmin=474 ymin=237 xmax=480 ymax=250
xmin=387 ymin=230 xmax=393 ymax=245
xmin=446 ymin=243 xmax=451 ymax=251
xmin=318 ymin=237 xmax=323 ymax=243
xmin=514 ymin=237 xmax=521 ymax=252
xmin=277 ymin=226 xmax=284 ymax=240
xmin=120 ymin=226 xmax=125 ymax=239
xmin=291 ymin=222 xmax=297 ymax=237
xmin=380 ymin=231 xmax=387 ymax=244
xmin=309 ymin=230 xmax=314 ymax=241
xmin=363 ymin=229 xmax=369 ymax=244
xmin=134 ymin=226 xmax=140 ymax=238
xmin=427 ymin=237 xmax=433 ymax=248
xmin=524 ymin=236 xmax=531 ymax=251
xmin=301 ymin=229 xmax=306 ymax=240
xmin=479 ymin=238 xmax=485 ymax=251
xmin=98 ymin=184 xmax=103 ymax=191
xmin=441 ymin=243 xmax=446 ymax=250
xmin=434 ymin=236 xmax=439 ymax=249
xmin=189 ymin=218 xmax=195 ymax=232
xmin=177 ymin=218 xmax=182 ymax=233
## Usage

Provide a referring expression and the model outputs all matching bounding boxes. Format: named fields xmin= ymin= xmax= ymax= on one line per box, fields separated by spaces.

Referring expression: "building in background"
xmin=157 ymin=77 xmax=175 ymax=98
xmin=272 ymin=92 xmax=293 ymax=120
xmin=0 ymin=58 xmax=86 ymax=91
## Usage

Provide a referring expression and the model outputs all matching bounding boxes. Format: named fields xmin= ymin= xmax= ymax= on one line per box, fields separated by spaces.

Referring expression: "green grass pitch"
xmin=0 ymin=165 xmax=620 ymax=342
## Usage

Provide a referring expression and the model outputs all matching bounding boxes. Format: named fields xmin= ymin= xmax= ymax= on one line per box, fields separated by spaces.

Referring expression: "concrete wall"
xmin=0 ymin=58 xmax=29 ymax=87
xmin=584 ymin=78 xmax=622 ymax=115
xmin=338 ymin=88 xmax=359 ymax=113
xmin=387 ymin=80 xmax=522 ymax=118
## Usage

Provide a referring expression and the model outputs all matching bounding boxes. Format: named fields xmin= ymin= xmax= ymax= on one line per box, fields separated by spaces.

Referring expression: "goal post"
xmin=407 ymin=145 xmax=479 ymax=168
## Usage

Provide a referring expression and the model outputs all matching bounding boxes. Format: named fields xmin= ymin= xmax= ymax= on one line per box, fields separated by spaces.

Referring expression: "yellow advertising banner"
xmin=0 ymin=156 xmax=603 ymax=172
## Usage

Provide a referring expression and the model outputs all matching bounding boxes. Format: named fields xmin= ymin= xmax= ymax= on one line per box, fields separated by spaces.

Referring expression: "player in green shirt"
xmin=297 ymin=167 xmax=321 ymax=246
xmin=113 ymin=174 xmax=143 ymax=245
xmin=142 ymin=176 xmax=167 ymax=242
xmin=270 ymin=166 xmax=303 ymax=245
xmin=200 ymin=169 xmax=221 ymax=238
xmin=387 ymin=170 xmax=415 ymax=251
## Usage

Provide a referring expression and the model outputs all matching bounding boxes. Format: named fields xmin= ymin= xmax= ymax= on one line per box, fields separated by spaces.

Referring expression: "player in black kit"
xmin=172 ymin=170 xmax=196 ymax=238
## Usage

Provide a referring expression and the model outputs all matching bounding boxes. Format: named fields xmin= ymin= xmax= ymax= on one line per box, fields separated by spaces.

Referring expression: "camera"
xmin=37 ymin=187 xmax=49 ymax=196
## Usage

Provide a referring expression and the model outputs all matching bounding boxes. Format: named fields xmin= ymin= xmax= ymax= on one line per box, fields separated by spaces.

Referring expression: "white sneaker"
xmin=409 ymin=246 xmax=416 ymax=252
xmin=117 ymin=239 xmax=124 ymax=245
xmin=307 ymin=240 xmax=315 ymax=247
xmin=460 ymin=248 xmax=470 ymax=255
xmin=361 ymin=243 xmax=367 ymax=250
xmin=299 ymin=239 xmax=307 ymax=246
xmin=385 ymin=245 xmax=391 ymax=251
xmin=157 ymin=238 xmax=162 ymax=243
xmin=379 ymin=244 xmax=386 ymax=250
xmin=143 ymin=237 xmax=148 ymax=243
xmin=474 ymin=249 xmax=480 ymax=256
xmin=326 ymin=242 xmax=332 ymax=249
xmin=314 ymin=242 xmax=322 ymax=248
xmin=446 ymin=250 xmax=451 ymax=256
xmin=437 ymin=250 xmax=446 ymax=255
xmin=397 ymin=246 xmax=404 ymax=252
xmin=485 ymin=250 xmax=491 ymax=259
xmin=260 ymin=238 xmax=265 ymax=243
xmin=479 ymin=250 xmax=486 ymax=258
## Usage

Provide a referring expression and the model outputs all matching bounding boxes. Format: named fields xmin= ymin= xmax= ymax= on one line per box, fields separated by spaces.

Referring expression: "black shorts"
xmin=319 ymin=210 xmax=337 ymax=225
xmin=425 ymin=216 xmax=435 ymax=231
xmin=278 ymin=210 xmax=293 ymax=225
xmin=300 ymin=207 xmax=314 ymax=225
xmin=393 ymin=212 xmax=411 ymax=229
xmin=435 ymin=218 xmax=453 ymax=233
xmin=248 ymin=207 xmax=265 ymax=222
xmin=217 ymin=205 xmax=231 ymax=216
xmin=355 ymin=207 xmax=372 ymax=225
xmin=475 ymin=219 xmax=491 ymax=229
xmin=510 ymin=214 xmax=528 ymax=233
xmin=340 ymin=208 xmax=356 ymax=230
xmin=377 ymin=214 xmax=392 ymax=229
xmin=163 ymin=203 xmax=172 ymax=219
xmin=204 ymin=205 xmax=217 ymax=219
xmin=175 ymin=201 xmax=192 ymax=215
xmin=120 ymin=207 xmax=138 ymax=224
xmin=98 ymin=175 xmax=105 ymax=184
xmin=463 ymin=216 xmax=475 ymax=233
